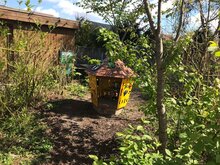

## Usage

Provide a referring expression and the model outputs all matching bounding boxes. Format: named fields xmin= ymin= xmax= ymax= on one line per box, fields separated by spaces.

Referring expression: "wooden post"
xmin=6 ymin=24 xmax=14 ymax=75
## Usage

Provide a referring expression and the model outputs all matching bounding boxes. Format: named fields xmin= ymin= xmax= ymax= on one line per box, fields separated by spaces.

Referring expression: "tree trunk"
xmin=155 ymin=36 xmax=167 ymax=156
xmin=143 ymin=0 xmax=168 ymax=156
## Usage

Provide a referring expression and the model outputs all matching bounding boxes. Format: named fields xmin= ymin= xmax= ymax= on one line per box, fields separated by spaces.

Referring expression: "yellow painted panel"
xmin=89 ymin=75 xmax=97 ymax=90
xmin=117 ymin=79 xmax=133 ymax=109
xmin=89 ymin=75 xmax=98 ymax=107
xmin=91 ymin=90 xmax=98 ymax=107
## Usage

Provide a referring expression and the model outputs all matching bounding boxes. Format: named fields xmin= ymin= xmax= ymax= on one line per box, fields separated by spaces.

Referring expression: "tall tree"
xmin=143 ymin=0 xmax=187 ymax=155
xmin=143 ymin=0 xmax=166 ymax=155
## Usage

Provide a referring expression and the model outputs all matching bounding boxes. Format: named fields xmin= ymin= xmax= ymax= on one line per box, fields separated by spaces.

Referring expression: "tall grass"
xmin=0 ymin=24 xmax=57 ymax=164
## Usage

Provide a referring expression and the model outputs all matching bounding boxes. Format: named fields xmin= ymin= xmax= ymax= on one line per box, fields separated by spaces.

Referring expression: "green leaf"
xmin=89 ymin=155 xmax=99 ymax=161
xmin=141 ymin=119 xmax=150 ymax=124
xmin=134 ymin=143 xmax=138 ymax=150
xmin=190 ymin=120 xmax=195 ymax=125
xmin=194 ymin=124 xmax=205 ymax=129
xmin=208 ymin=41 xmax=218 ymax=52
xmin=179 ymin=132 xmax=187 ymax=139
xmin=116 ymin=132 xmax=124 ymax=137
xmin=215 ymin=51 xmax=220 ymax=57
xmin=142 ymin=135 xmax=153 ymax=141
xmin=179 ymin=66 xmax=184 ymax=71
xmin=165 ymin=149 xmax=172 ymax=157
xmin=136 ymin=125 xmax=144 ymax=132
xmin=119 ymin=147 xmax=127 ymax=151
xmin=170 ymin=98 xmax=177 ymax=104
xmin=209 ymin=41 xmax=218 ymax=47
xmin=216 ymin=141 xmax=219 ymax=149
xmin=187 ymin=100 xmax=193 ymax=106
xmin=180 ymin=148 xmax=190 ymax=155
xmin=201 ymin=111 xmax=209 ymax=118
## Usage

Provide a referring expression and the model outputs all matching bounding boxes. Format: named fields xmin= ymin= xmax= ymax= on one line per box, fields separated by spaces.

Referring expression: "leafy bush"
xmin=0 ymin=25 xmax=55 ymax=164
xmin=65 ymin=81 xmax=88 ymax=97
xmin=0 ymin=24 xmax=58 ymax=114
xmin=170 ymin=81 xmax=220 ymax=164
xmin=97 ymin=28 xmax=155 ymax=99
xmin=90 ymin=121 xmax=164 ymax=165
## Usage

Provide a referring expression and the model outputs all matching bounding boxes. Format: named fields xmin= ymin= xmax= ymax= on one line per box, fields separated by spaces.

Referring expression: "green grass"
xmin=65 ymin=81 xmax=88 ymax=97
xmin=0 ymin=108 xmax=52 ymax=164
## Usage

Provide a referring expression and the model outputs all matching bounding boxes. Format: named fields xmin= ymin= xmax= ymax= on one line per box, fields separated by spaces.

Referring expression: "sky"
xmin=0 ymin=0 xmax=183 ymax=33
xmin=0 ymin=0 xmax=105 ymax=23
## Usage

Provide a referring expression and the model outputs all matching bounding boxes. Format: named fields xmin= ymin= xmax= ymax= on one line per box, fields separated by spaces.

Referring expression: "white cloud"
xmin=162 ymin=0 xmax=174 ymax=12
xmin=44 ymin=0 xmax=105 ymax=23
xmin=57 ymin=0 xmax=84 ymax=16
xmin=151 ymin=0 xmax=175 ymax=17
xmin=36 ymin=7 xmax=60 ymax=17
xmin=190 ymin=13 xmax=201 ymax=27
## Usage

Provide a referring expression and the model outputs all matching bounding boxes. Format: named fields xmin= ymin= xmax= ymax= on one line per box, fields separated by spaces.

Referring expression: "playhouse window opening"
xmin=97 ymin=77 xmax=122 ymax=102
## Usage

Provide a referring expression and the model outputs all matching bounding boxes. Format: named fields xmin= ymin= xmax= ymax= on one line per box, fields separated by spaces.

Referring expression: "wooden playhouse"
xmin=87 ymin=60 xmax=135 ymax=115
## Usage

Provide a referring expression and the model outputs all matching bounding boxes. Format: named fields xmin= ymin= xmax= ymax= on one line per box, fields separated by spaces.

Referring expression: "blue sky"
xmin=0 ymin=0 xmax=179 ymax=32
xmin=1 ymin=0 xmax=105 ymax=23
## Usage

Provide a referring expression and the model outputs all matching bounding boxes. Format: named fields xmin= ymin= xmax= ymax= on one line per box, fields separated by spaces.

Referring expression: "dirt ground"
xmin=40 ymin=91 xmax=145 ymax=165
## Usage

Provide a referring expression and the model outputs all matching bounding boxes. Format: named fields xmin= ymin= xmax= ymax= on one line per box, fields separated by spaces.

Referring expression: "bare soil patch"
xmin=40 ymin=91 xmax=145 ymax=165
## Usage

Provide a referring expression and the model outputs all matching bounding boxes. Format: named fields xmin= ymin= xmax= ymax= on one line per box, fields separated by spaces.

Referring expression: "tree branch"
xmin=157 ymin=0 xmax=162 ymax=35
xmin=174 ymin=0 xmax=185 ymax=42
xmin=109 ymin=0 xmax=117 ymax=26
xmin=120 ymin=0 xmax=126 ymax=13
xmin=213 ymin=19 xmax=220 ymax=38
xmin=143 ymin=0 xmax=156 ymax=35
xmin=207 ymin=0 xmax=211 ymax=22
xmin=198 ymin=0 xmax=206 ymax=28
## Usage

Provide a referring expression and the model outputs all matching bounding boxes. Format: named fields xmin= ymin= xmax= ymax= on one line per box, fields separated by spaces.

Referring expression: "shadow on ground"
xmin=39 ymin=94 xmax=144 ymax=165
xmin=45 ymin=99 xmax=100 ymax=118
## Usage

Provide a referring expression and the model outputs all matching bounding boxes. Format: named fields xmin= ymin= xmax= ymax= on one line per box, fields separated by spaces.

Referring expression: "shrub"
xmin=0 ymin=25 xmax=56 ymax=115
xmin=0 ymin=24 xmax=55 ymax=164
xmin=90 ymin=121 xmax=164 ymax=165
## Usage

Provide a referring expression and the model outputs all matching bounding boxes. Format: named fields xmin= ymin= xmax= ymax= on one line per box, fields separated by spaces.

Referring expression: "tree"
xmin=143 ymin=0 xmax=168 ymax=155
xmin=143 ymin=0 xmax=187 ymax=155
xmin=77 ymin=0 xmax=145 ymax=42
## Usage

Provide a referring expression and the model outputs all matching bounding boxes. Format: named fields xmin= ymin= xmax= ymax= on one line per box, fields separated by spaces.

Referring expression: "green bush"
xmin=90 ymin=121 xmax=164 ymax=165
xmin=0 ymin=25 xmax=55 ymax=164
xmin=0 ymin=26 xmax=57 ymax=115
xmin=66 ymin=81 xmax=88 ymax=97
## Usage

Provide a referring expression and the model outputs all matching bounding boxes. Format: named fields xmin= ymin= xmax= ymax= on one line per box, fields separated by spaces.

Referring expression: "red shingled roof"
xmin=87 ymin=59 xmax=134 ymax=78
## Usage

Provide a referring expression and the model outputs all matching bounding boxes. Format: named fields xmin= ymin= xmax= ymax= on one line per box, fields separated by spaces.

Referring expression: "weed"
xmin=0 ymin=108 xmax=52 ymax=164
xmin=65 ymin=81 xmax=88 ymax=97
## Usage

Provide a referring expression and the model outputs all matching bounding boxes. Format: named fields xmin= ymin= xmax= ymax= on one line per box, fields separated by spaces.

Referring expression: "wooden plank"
xmin=0 ymin=6 xmax=79 ymax=29
xmin=3 ymin=20 xmax=75 ymax=35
